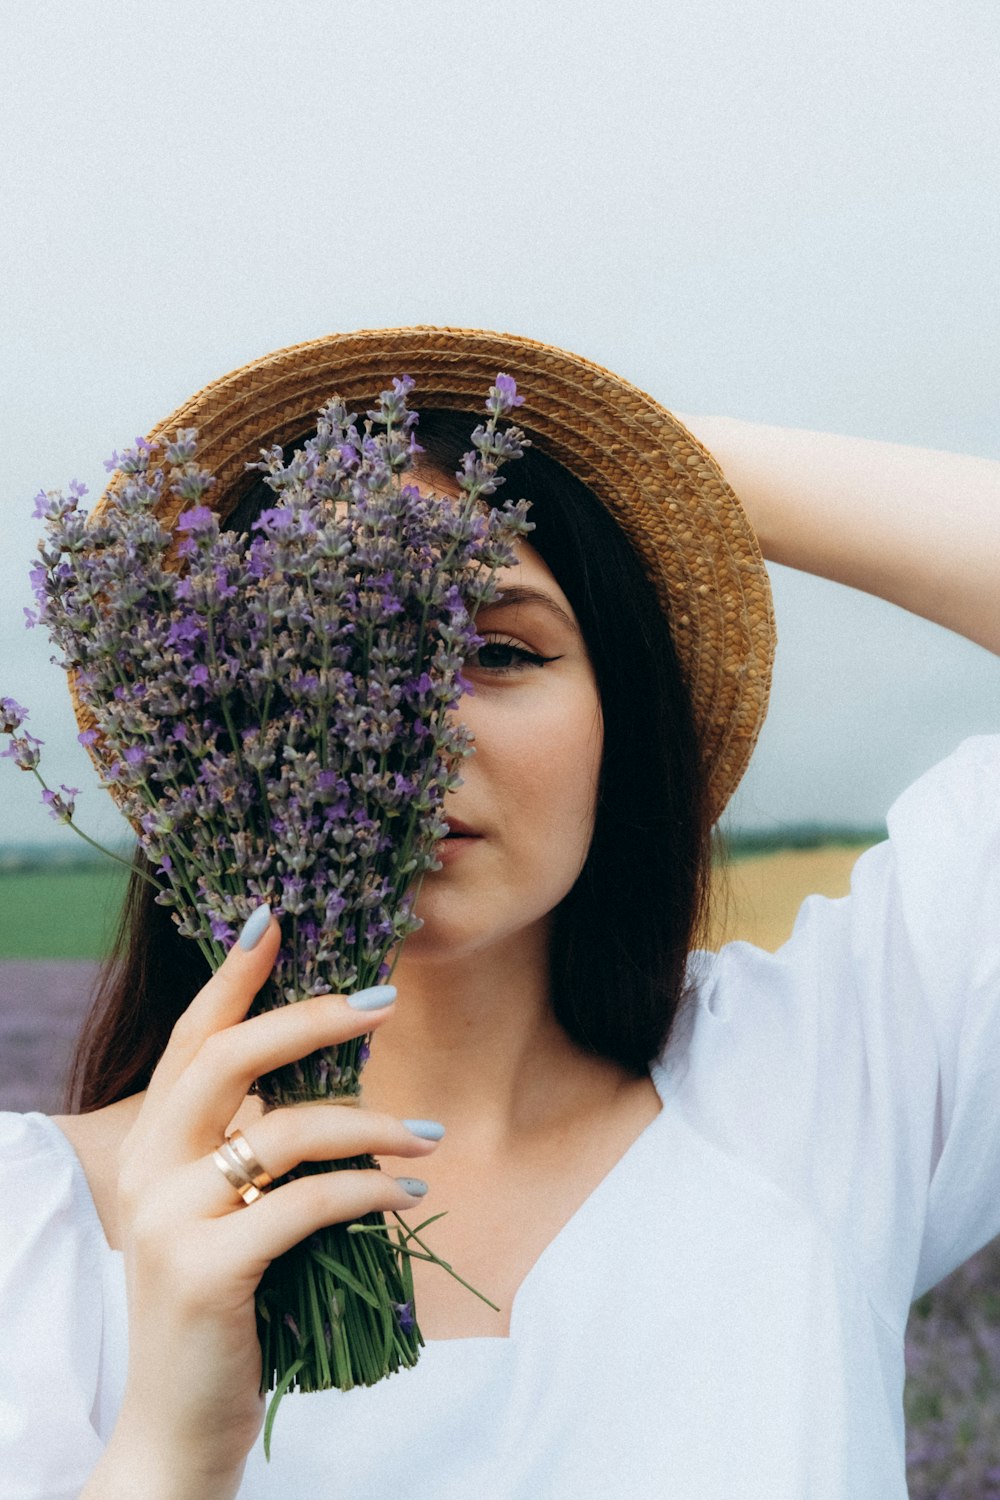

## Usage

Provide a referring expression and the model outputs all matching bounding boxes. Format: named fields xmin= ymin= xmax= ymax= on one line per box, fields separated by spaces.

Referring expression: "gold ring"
xmin=224 ymin=1128 xmax=274 ymax=1189
xmin=211 ymin=1130 xmax=273 ymax=1206
xmin=212 ymin=1146 xmax=263 ymax=1204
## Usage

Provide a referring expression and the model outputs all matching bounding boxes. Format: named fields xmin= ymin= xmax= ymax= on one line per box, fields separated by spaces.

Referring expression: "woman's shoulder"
xmin=669 ymin=733 xmax=1000 ymax=1071
xmin=711 ymin=733 xmax=1000 ymax=971
xmin=49 ymin=1092 xmax=142 ymax=1161
xmin=668 ymin=735 xmax=1000 ymax=1314
xmin=52 ymin=1096 xmax=144 ymax=1251
xmin=1 ymin=1096 xmax=142 ymax=1254
xmin=0 ymin=1107 xmax=80 ymax=1168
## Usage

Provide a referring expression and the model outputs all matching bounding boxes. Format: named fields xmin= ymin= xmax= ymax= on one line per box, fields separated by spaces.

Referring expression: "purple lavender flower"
xmin=9 ymin=376 xmax=528 ymax=1411
xmin=0 ymin=698 xmax=28 ymax=735
xmin=40 ymin=784 xmax=79 ymax=823
xmin=1 ymin=731 xmax=44 ymax=771
xmin=176 ymin=505 xmax=216 ymax=534
xmin=393 ymin=1301 xmax=416 ymax=1336
xmin=486 ymin=372 xmax=526 ymax=416
xmin=61 ymin=374 xmax=532 ymax=1032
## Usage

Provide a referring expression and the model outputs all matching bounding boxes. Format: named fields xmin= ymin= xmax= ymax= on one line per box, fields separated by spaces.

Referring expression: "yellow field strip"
xmin=706 ymin=843 xmax=875 ymax=953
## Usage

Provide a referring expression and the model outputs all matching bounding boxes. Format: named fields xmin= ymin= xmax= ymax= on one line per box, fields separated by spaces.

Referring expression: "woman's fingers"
xmin=126 ymin=1113 xmax=439 ymax=1299
xmin=235 ymin=1103 xmax=442 ymax=1180
xmin=143 ymin=905 xmax=282 ymax=1107
xmin=213 ymin=1167 xmax=433 ymax=1276
xmin=131 ymin=992 xmax=397 ymax=1162
xmin=177 ymin=1107 xmax=442 ymax=1219
xmin=169 ymin=995 xmax=396 ymax=1152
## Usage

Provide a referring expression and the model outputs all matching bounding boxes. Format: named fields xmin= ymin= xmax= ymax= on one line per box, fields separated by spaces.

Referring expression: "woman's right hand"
xmin=85 ymin=907 xmax=437 ymax=1498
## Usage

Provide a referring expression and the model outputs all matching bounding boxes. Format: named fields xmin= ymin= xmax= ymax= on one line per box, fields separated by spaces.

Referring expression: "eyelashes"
xmin=468 ymin=634 xmax=562 ymax=677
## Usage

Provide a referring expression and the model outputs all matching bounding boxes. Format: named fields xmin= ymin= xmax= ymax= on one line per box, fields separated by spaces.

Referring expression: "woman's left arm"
xmin=674 ymin=413 xmax=1000 ymax=656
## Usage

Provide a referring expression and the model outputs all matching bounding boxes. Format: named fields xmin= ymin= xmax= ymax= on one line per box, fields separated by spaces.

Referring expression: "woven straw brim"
xmin=71 ymin=325 xmax=775 ymax=823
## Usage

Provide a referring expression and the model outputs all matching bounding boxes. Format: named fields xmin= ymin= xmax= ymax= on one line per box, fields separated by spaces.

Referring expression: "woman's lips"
xmin=435 ymin=832 xmax=483 ymax=861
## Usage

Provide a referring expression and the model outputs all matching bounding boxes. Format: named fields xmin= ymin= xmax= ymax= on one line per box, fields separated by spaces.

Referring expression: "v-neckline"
xmin=423 ymin=1058 xmax=671 ymax=1347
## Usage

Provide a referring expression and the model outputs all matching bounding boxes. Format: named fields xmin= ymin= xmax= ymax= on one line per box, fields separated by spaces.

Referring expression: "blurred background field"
xmin=0 ymin=862 xmax=128 ymax=960
xmin=708 ymin=836 xmax=876 ymax=952
xmin=2 ymin=840 xmax=999 ymax=1494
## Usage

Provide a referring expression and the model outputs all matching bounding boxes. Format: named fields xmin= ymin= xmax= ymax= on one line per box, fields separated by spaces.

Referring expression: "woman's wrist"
xmin=80 ymin=1426 xmax=248 ymax=1500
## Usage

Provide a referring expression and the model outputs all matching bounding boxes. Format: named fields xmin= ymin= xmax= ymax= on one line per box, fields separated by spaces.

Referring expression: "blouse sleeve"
xmin=0 ymin=1112 xmax=106 ymax=1500
xmin=679 ymin=734 xmax=1000 ymax=1334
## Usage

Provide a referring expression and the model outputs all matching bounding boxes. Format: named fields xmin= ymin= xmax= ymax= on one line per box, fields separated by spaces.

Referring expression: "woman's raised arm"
xmin=674 ymin=413 xmax=1000 ymax=656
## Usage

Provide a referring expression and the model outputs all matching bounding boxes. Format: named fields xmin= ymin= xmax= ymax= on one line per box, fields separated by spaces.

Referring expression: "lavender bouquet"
xmin=2 ymin=373 xmax=533 ymax=1446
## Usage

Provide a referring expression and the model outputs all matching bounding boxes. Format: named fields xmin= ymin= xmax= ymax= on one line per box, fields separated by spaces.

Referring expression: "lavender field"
xmin=1 ymin=958 xmax=998 ymax=1493
xmin=0 ymin=961 xmax=96 ymax=1114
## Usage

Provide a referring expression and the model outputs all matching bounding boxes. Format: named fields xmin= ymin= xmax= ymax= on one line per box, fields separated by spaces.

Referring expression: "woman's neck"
xmin=361 ymin=929 xmax=618 ymax=1141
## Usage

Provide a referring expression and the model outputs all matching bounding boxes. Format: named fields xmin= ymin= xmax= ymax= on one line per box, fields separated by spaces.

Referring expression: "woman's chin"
xmin=396 ymin=906 xmax=479 ymax=960
xmin=390 ymin=897 xmax=554 ymax=976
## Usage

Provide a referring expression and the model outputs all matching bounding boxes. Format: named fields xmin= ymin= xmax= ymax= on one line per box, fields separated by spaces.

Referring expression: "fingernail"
xmin=395 ymin=1177 xmax=429 ymax=1197
xmin=346 ymin=984 xmax=397 ymax=1011
xmin=238 ymin=904 xmax=272 ymax=951
xmin=403 ymin=1119 xmax=446 ymax=1141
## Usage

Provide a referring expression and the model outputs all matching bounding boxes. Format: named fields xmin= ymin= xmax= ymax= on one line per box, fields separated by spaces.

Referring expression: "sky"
xmin=1 ymin=0 xmax=998 ymax=851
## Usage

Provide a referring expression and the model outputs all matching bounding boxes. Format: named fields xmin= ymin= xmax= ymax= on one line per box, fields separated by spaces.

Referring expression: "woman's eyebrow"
xmin=474 ymin=585 xmax=580 ymax=634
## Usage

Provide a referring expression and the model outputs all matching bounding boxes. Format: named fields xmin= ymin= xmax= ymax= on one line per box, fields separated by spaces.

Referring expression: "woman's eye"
xmin=468 ymin=637 xmax=559 ymax=676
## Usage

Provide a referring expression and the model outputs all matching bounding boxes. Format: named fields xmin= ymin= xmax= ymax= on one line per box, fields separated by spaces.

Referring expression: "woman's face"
xmin=403 ymin=464 xmax=604 ymax=964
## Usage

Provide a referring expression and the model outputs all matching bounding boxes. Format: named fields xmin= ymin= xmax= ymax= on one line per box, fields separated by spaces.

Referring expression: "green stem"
xmin=347 ymin=1217 xmax=501 ymax=1312
xmin=204 ymin=607 xmax=247 ymax=775
xmin=28 ymin=768 xmax=163 ymax=889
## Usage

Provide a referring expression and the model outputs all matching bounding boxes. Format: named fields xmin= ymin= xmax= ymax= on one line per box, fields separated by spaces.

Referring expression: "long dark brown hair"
xmin=63 ymin=411 xmax=713 ymax=1112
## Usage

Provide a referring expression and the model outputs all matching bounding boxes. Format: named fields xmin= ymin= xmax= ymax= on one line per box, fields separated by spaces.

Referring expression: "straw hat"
xmin=73 ymin=326 xmax=775 ymax=821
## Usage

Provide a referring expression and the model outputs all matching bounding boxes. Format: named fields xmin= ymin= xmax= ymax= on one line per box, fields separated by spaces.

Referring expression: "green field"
xmin=0 ymin=866 xmax=129 ymax=958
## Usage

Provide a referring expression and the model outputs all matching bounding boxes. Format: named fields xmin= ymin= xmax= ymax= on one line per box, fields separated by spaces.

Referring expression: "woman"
xmin=2 ymin=327 xmax=998 ymax=1499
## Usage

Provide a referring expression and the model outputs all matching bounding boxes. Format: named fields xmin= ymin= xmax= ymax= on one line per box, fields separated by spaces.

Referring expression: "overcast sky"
xmin=2 ymin=0 xmax=998 ymax=851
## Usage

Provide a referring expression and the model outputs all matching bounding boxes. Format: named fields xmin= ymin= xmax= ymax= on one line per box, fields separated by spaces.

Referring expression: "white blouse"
xmin=2 ymin=736 xmax=999 ymax=1500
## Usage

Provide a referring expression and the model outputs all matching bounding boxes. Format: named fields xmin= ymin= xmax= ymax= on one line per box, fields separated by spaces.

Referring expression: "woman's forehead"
xmin=405 ymin=463 xmax=578 ymax=626
xmin=493 ymin=537 xmax=558 ymax=592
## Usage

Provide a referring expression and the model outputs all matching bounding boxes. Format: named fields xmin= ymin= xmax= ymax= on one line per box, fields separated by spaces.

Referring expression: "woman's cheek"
xmin=525 ymin=700 xmax=602 ymax=871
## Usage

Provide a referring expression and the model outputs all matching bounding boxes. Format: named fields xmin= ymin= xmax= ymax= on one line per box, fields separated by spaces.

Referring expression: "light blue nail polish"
xmin=346 ymin=984 xmax=397 ymax=1011
xmin=238 ymin=904 xmax=272 ymax=951
xmin=403 ymin=1119 xmax=446 ymax=1141
xmin=395 ymin=1177 xmax=429 ymax=1197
